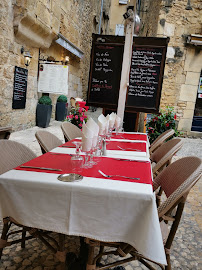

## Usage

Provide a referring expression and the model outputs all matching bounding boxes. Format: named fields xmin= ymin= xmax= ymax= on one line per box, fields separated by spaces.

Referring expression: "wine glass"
xmin=82 ymin=139 xmax=92 ymax=168
xmin=70 ymin=141 xmax=84 ymax=173
xmin=71 ymin=141 xmax=83 ymax=161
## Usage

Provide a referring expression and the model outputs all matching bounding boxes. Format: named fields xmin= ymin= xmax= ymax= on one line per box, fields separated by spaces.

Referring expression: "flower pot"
xmin=55 ymin=102 xmax=68 ymax=121
xmin=36 ymin=104 xmax=52 ymax=128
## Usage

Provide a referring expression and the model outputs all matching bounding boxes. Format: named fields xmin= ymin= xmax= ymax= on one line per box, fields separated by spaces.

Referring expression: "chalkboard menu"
xmin=12 ymin=66 xmax=28 ymax=109
xmin=126 ymin=37 xmax=169 ymax=113
xmin=87 ymin=35 xmax=169 ymax=113
xmin=87 ymin=34 xmax=124 ymax=109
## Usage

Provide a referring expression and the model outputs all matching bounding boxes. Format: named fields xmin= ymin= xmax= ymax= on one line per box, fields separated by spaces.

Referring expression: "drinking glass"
xmin=71 ymin=141 xmax=84 ymax=173
xmin=71 ymin=141 xmax=83 ymax=161
xmin=82 ymin=140 xmax=92 ymax=168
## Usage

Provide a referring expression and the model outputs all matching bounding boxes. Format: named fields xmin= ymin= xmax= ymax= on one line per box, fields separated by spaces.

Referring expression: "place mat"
xmin=15 ymin=152 xmax=152 ymax=185
xmin=107 ymin=141 xmax=146 ymax=152
xmin=111 ymin=133 xmax=147 ymax=141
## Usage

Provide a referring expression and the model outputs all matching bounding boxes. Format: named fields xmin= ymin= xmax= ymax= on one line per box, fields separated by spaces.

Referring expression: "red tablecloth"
xmin=62 ymin=140 xmax=146 ymax=152
xmin=16 ymin=152 xmax=152 ymax=185
xmin=111 ymin=133 xmax=147 ymax=141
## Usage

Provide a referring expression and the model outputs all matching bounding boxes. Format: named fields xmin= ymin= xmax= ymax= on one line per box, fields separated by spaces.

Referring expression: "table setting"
xmin=0 ymin=112 xmax=167 ymax=266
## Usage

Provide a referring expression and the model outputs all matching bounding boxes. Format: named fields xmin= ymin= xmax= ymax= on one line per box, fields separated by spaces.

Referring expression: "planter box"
xmin=55 ymin=102 xmax=68 ymax=121
xmin=36 ymin=104 xmax=52 ymax=128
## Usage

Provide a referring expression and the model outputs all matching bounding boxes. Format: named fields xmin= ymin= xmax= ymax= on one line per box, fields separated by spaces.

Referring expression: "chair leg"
xmin=86 ymin=244 xmax=97 ymax=270
xmin=0 ymin=218 xmax=10 ymax=259
xmin=165 ymin=253 xmax=171 ymax=270
xmin=21 ymin=227 xmax=26 ymax=248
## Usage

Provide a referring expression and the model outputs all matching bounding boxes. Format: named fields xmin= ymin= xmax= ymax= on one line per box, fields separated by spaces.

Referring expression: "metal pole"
xmin=98 ymin=0 xmax=104 ymax=34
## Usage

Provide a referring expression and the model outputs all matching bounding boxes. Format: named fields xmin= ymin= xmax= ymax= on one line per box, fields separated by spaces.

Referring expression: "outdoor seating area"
xmin=0 ymin=112 xmax=201 ymax=270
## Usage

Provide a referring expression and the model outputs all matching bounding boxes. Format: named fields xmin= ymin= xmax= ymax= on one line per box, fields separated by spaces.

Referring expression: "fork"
xmin=98 ymin=170 xmax=140 ymax=180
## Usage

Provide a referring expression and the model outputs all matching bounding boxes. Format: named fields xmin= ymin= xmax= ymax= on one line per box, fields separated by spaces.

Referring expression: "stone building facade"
xmin=140 ymin=0 xmax=202 ymax=135
xmin=0 ymin=0 xmax=111 ymax=130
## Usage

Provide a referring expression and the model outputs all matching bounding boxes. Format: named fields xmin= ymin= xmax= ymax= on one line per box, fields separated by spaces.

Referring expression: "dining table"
xmin=0 ymin=131 xmax=167 ymax=267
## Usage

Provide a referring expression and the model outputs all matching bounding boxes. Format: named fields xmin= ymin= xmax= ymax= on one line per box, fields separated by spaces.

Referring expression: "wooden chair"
xmin=85 ymin=156 xmax=202 ymax=270
xmin=0 ymin=139 xmax=37 ymax=175
xmin=0 ymin=140 xmax=37 ymax=258
xmin=35 ymin=130 xmax=62 ymax=154
xmin=61 ymin=122 xmax=82 ymax=142
xmin=0 ymin=140 xmax=66 ymax=263
xmin=150 ymin=138 xmax=183 ymax=179
xmin=149 ymin=129 xmax=175 ymax=155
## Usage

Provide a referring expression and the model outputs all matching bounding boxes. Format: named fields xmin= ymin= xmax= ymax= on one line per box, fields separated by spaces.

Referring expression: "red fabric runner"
xmin=111 ymin=133 xmax=147 ymax=141
xmin=62 ymin=140 xmax=146 ymax=152
xmin=15 ymin=152 xmax=152 ymax=185
xmin=106 ymin=141 xmax=146 ymax=152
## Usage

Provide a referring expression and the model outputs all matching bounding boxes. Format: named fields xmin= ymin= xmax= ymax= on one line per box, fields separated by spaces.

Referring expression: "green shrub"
xmin=146 ymin=106 xmax=179 ymax=144
xmin=38 ymin=96 xmax=52 ymax=105
xmin=57 ymin=95 xmax=68 ymax=103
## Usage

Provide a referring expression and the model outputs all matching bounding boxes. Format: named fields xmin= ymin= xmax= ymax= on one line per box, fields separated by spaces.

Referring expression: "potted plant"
xmin=145 ymin=106 xmax=179 ymax=144
xmin=36 ymin=95 xmax=52 ymax=128
xmin=66 ymin=101 xmax=88 ymax=129
xmin=55 ymin=95 xmax=68 ymax=121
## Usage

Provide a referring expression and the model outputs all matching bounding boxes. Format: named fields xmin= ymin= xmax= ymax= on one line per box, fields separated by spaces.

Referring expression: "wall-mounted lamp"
xmin=64 ymin=56 xmax=70 ymax=65
xmin=21 ymin=46 xmax=32 ymax=67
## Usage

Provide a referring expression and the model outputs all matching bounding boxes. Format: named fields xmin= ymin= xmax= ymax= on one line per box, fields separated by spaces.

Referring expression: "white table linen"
xmin=0 ymin=169 xmax=166 ymax=265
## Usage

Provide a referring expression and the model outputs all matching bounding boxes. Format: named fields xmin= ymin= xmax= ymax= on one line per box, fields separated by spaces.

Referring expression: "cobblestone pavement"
xmin=0 ymin=114 xmax=201 ymax=270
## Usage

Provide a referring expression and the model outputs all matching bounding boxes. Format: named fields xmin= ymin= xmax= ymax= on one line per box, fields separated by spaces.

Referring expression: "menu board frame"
xmin=87 ymin=34 xmax=124 ymax=109
xmin=87 ymin=35 xmax=169 ymax=113
xmin=12 ymin=66 xmax=28 ymax=109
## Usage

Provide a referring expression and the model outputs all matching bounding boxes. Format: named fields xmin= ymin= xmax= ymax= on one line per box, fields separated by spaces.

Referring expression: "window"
xmin=119 ymin=0 xmax=128 ymax=4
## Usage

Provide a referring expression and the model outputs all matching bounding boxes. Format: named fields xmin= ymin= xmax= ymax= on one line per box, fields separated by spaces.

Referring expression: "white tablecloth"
xmin=0 ymin=169 xmax=166 ymax=265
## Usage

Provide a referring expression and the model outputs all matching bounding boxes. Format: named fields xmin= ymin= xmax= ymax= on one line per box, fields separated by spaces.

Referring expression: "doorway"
xmin=191 ymin=71 xmax=202 ymax=132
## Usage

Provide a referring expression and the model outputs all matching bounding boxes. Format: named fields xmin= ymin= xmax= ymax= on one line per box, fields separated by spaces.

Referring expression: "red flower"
xmin=166 ymin=123 xmax=170 ymax=127
xmin=174 ymin=114 xmax=177 ymax=120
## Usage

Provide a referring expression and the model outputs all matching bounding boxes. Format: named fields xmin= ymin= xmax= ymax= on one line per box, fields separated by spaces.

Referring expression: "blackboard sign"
xmin=87 ymin=34 xmax=124 ymax=109
xmin=87 ymin=35 xmax=169 ymax=113
xmin=12 ymin=66 xmax=28 ymax=109
xmin=126 ymin=37 xmax=169 ymax=113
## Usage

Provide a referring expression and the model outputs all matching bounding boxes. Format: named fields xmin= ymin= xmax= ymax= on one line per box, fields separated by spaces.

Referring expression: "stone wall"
xmin=0 ymin=0 xmax=111 ymax=130
xmin=140 ymin=0 xmax=202 ymax=134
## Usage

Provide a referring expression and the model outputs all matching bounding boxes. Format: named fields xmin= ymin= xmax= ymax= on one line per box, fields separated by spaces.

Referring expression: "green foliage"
xmin=57 ymin=95 xmax=68 ymax=103
xmin=38 ymin=96 xmax=52 ymax=105
xmin=146 ymin=106 xmax=179 ymax=144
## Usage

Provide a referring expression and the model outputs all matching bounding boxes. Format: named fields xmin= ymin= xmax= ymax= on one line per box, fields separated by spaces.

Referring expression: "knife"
xmin=20 ymin=165 xmax=62 ymax=171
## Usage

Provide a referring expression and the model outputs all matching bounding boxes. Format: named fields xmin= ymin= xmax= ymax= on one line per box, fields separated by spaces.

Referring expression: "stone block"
xmin=51 ymin=16 xmax=60 ymax=34
xmin=175 ymin=74 xmax=186 ymax=84
xmin=178 ymin=118 xmax=192 ymax=132
xmin=184 ymin=49 xmax=202 ymax=72
xmin=179 ymin=84 xmax=198 ymax=102
xmin=185 ymin=72 xmax=200 ymax=86
xmin=36 ymin=2 xmax=50 ymax=26
xmin=183 ymin=109 xmax=194 ymax=119
xmin=164 ymin=22 xmax=175 ymax=37
xmin=51 ymin=1 xmax=61 ymax=19
xmin=186 ymin=102 xmax=195 ymax=110
xmin=166 ymin=47 xmax=175 ymax=58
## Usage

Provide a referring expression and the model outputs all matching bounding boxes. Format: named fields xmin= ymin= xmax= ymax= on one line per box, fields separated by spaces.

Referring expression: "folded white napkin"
xmin=82 ymin=122 xmax=93 ymax=152
xmin=115 ymin=115 xmax=121 ymax=129
xmin=86 ymin=117 xmax=99 ymax=148
xmin=109 ymin=112 xmax=116 ymax=129
xmin=98 ymin=114 xmax=107 ymax=135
